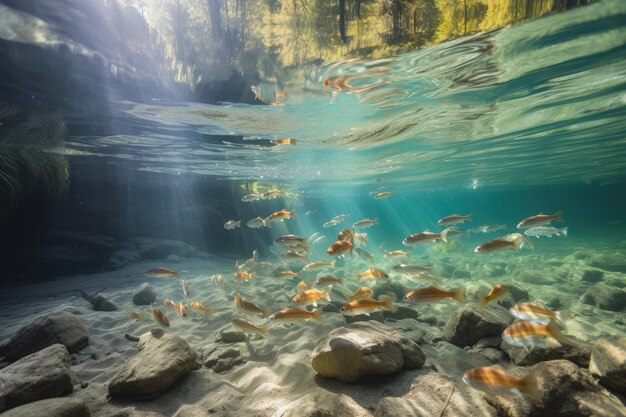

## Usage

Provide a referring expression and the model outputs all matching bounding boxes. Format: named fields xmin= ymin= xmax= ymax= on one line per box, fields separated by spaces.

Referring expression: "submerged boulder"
xmin=132 ymin=283 xmax=156 ymax=306
xmin=443 ymin=303 xmax=514 ymax=346
xmin=589 ymin=336 xmax=626 ymax=394
xmin=130 ymin=237 xmax=207 ymax=260
xmin=0 ymin=398 xmax=90 ymax=417
xmin=580 ymin=283 xmax=626 ymax=312
xmin=0 ymin=311 xmax=89 ymax=362
xmin=311 ymin=321 xmax=425 ymax=382
xmin=588 ymin=252 xmax=626 ymax=273
xmin=501 ymin=336 xmax=592 ymax=368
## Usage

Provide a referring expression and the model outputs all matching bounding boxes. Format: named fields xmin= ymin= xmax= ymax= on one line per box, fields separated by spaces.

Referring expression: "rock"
xmin=108 ymin=332 xmax=198 ymax=399
xmin=165 ymin=255 xmax=182 ymax=263
xmin=507 ymin=284 xmax=529 ymax=302
xmin=443 ymin=303 xmax=514 ymax=347
xmin=581 ymin=269 xmax=604 ymax=283
xmin=536 ymin=294 xmax=562 ymax=309
xmin=311 ymin=321 xmax=425 ymax=382
xmin=218 ymin=328 xmax=246 ymax=343
xmin=213 ymin=358 xmax=234 ymax=373
xmin=374 ymin=397 xmax=432 ymax=417
xmin=278 ymin=392 xmax=364 ymax=417
xmin=373 ymin=281 xmax=409 ymax=301
xmin=0 ymin=311 xmax=89 ymax=362
xmin=322 ymin=303 xmax=340 ymax=313
xmin=344 ymin=310 xmax=385 ymax=324
xmin=489 ymin=360 xmax=626 ymax=417
xmin=501 ymin=336 xmax=592 ymax=367
xmin=515 ymin=270 xmax=555 ymax=285
xmin=132 ymin=283 xmax=156 ymax=306
xmin=422 ymin=342 xmax=494 ymax=377
xmin=79 ymin=289 xmax=117 ymax=311
xmin=383 ymin=306 xmax=418 ymax=320
xmin=0 ymin=344 xmax=72 ymax=411
xmin=589 ymin=336 xmax=626 ymax=394
xmin=108 ymin=243 xmax=140 ymax=269
xmin=580 ymin=283 xmax=626 ymax=312
xmin=452 ymin=269 xmax=471 ymax=279
xmin=0 ymin=398 xmax=90 ymax=417
xmin=205 ymin=347 xmax=241 ymax=368
xmin=130 ymin=237 xmax=206 ymax=260
xmin=589 ymin=252 xmax=626 ymax=273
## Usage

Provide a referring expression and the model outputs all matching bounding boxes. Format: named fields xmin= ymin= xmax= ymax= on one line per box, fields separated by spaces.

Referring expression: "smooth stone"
xmin=0 ymin=344 xmax=72 ymax=411
xmin=213 ymin=358 xmax=234 ymax=373
xmin=205 ymin=347 xmax=241 ymax=368
xmin=422 ymin=341 xmax=494 ymax=377
xmin=501 ymin=336 xmax=592 ymax=367
xmin=108 ymin=332 xmax=198 ymax=399
xmin=589 ymin=252 xmax=626 ymax=273
xmin=373 ymin=281 xmax=409 ymax=301
xmin=452 ymin=269 xmax=471 ymax=279
xmin=165 ymin=254 xmax=181 ymax=263
xmin=0 ymin=311 xmax=89 ymax=362
xmin=589 ymin=336 xmax=626 ymax=394
xmin=383 ymin=306 xmax=418 ymax=320
xmin=132 ymin=283 xmax=156 ymax=306
xmin=506 ymin=284 xmax=529 ymax=302
xmin=581 ymin=269 xmax=604 ymax=283
xmin=278 ymin=392 xmax=364 ymax=417
xmin=0 ymin=398 xmax=90 ymax=417
xmin=129 ymin=237 xmax=207 ymax=259
xmin=311 ymin=321 xmax=425 ymax=382
xmin=580 ymin=283 xmax=626 ymax=312
xmin=218 ymin=328 xmax=247 ymax=343
xmin=516 ymin=270 xmax=555 ymax=285
xmin=443 ymin=303 xmax=514 ymax=347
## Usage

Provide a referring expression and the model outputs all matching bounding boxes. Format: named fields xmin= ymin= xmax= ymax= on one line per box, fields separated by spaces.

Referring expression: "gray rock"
xmin=0 ymin=398 xmax=90 ymax=417
xmin=108 ymin=332 xmax=198 ymax=399
xmin=218 ymin=328 xmax=247 ymax=343
xmin=452 ymin=269 xmax=471 ymax=279
xmin=373 ymin=281 xmax=409 ymax=301
xmin=589 ymin=336 xmax=626 ymax=394
xmin=589 ymin=252 xmax=626 ymax=273
xmin=489 ymin=360 xmax=626 ymax=417
xmin=581 ymin=269 xmax=604 ymax=283
xmin=205 ymin=347 xmax=241 ymax=368
xmin=311 ymin=321 xmax=425 ymax=382
xmin=0 ymin=344 xmax=72 ymax=411
xmin=501 ymin=336 xmax=592 ymax=367
xmin=374 ymin=397 xmax=432 ymax=417
xmin=432 ymin=261 xmax=454 ymax=277
xmin=278 ymin=392 xmax=364 ymax=417
xmin=580 ymin=283 xmax=626 ymax=312
xmin=507 ymin=284 xmax=529 ymax=302
xmin=132 ymin=283 xmax=156 ymax=306
xmin=383 ymin=306 xmax=418 ymax=320
xmin=536 ymin=294 xmax=562 ymax=309
xmin=422 ymin=342 xmax=493 ymax=377
xmin=443 ymin=303 xmax=514 ymax=346
xmin=130 ymin=237 xmax=207 ymax=260
xmin=0 ymin=311 xmax=89 ymax=362
xmin=344 ymin=310 xmax=385 ymax=324
xmin=108 ymin=243 xmax=140 ymax=269
xmin=165 ymin=255 xmax=182 ymax=263
xmin=515 ymin=270 xmax=555 ymax=285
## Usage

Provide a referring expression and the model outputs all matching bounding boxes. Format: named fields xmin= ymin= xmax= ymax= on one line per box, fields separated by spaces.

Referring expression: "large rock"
xmin=443 ymin=303 xmax=514 ymax=346
xmin=0 ymin=398 xmax=90 ymax=417
xmin=489 ymin=360 xmax=626 ymax=417
xmin=0 ymin=344 xmax=73 ymax=411
xmin=132 ymin=283 xmax=156 ymax=306
xmin=589 ymin=336 xmax=626 ymax=394
xmin=422 ymin=341 xmax=494 ymax=377
xmin=588 ymin=252 xmax=626 ymax=273
xmin=0 ymin=312 xmax=89 ymax=362
xmin=311 ymin=321 xmax=425 ymax=382
xmin=501 ymin=336 xmax=592 ymax=367
xmin=515 ymin=270 xmax=556 ymax=285
xmin=108 ymin=331 xmax=199 ymax=399
xmin=130 ymin=238 xmax=206 ymax=260
xmin=580 ymin=283 xmax=626 ymax=312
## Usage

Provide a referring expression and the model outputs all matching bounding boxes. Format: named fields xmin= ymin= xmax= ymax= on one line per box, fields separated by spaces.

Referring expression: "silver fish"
xmin=241 ymin=194 xmax=261 ymax=202
xmin=247 ymin=217 xmax=267 ymax=228
xmin=180 ymin=278 xmax=190 ymax=297
xmin=524 ymin=226 xmax=568 ymax=238
xmin=353 ymin=218 xmax=378 ymax=228
xmin=224 ymin=220 xmax=241 ymax=230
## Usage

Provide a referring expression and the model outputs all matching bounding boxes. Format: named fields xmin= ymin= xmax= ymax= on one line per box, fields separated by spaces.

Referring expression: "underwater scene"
xmin=1 ymin=0 xmax=626 ymax=416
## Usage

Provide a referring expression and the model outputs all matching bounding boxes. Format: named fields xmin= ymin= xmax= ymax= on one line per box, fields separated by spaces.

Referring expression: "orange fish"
xmin=150 ymin=306 xmax=170 ymax=327
xmin=234 ymin=261 xmax=254 ymax=281
xmin=357 ymin=268 xmax=389 ymax=280
xmin=517 ymin=211 xmax=563 ymax=229
xmin=295 ymin=280 xmax=312 ymax=292
xmin=340 ymin=297 xmax=395 ymax=316
xmin=234 ymin=292 xmax=269 ymax=317
xmin=269 ymin=307 xmax=322 ymax=322
xmin=266 ymin=209 xmax=295 ymax=222
xmin=463 ymin=366 xmax=541 ymax=401
xmin=474 ymin=233 xmax=531 ymax=253
xmin=437 ymin=214 xmax=473 ymax=226
xmin=292 ymin=287 xmax=332 ymax=307
xmin=270 ymin=138 xmax=296 ymax=145
xmin=232 ymin=318 xmax=269 ymax=337
xmin=403 ymin=286 xmax=465 ymax=304
xmin=348 ymin=286 xmax=374 ymax=302
xmin=326 ymin=240 xmax=353 ymax=256
xmin=176 ymin=302 xmax=188 ymax=317
xmin=502 ymin=318 xmax=566 ymax=352
xmin=163 ymin=297 xmax=177 ymax=310
xmin=479 ymin=284 xmax=508 ymax=308
xmin=402 ymin=230 xmax=448 ymax=246
xmin=262 ymin=189 xmax=286 ymax=199
xmin=146 ymin=267 xmax=180 ymax=278
xmin=190 ymin=301 xmax=213 ymax=318
xmin=509 ymin=302 xmax=569 ymax=328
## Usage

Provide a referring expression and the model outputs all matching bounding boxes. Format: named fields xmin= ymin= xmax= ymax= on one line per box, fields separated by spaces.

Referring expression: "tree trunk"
xmin=339 ymin=0 xmax=347 ymax=43
xmin=208 ymin=0 xmax=223 ymax=43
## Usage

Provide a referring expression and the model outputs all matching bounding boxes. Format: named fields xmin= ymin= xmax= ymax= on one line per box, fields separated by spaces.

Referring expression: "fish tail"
xmin=546 ymin=318 xmax=566 ymax=343
xmin=323 ymin=286 xmax=332 ymax=302
xmin=381 ymin=295 xmax=396 ymax=311
xmin=454 ymin=287 xmax=466 ymax=304
xmin=551 ymin=211 xmax=563 ymax=223
xmin=520 ymin=371 xmax=542 ymax=402
xmin=289 ymin=210 xmax=296 ymax=219
xmin=440 ymin=228 xmax=448 ymax=243
xmin=262 ymin=308 xmax=270 ymax=318
xmin=512 ymin=236 xmax=524 ymax=251
xmin=312 ymin=307 xmax=322 ymax=321
xmin=560 ymin=227 xmax=568 ymax=237
xmin=337 ymin=278 xmax=344 ymax=285
xmin=236 ymin=221 xmax=241 ymax=227
xmin=330 ymin=259 xmax=336 ymax=269
xmin=478 ymin=293 xmax=488 ymax=308
xmin=466 ymin=213 xmax=473 ymax=222
xmin=555 ymin=310 xmax=570 ymax=328
xmin=259 ymin=324 xmax=270 ymax=337
xmin=464 ymin=229 xmax=472 ymax=237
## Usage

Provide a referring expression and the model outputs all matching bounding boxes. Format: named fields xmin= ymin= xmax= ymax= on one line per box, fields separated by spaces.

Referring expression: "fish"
xmin=517 ymin=211 xmax=563 ymax=229
xmin=281 ymin=251 xmax=308 ymax=262
xmin=524 ymin=226 xmax=568 ymax=238
xmin=275 ymin=270 xmax=300 ymax=279
xmin=269 ymin=307 xmax=322 ymax=322
xmin=176 ymin=302 xmax=188 ymax=317
xmin=180 ymin=278 xmax=190 ymax=296
xmin=303 ymin=260 xmax=336 ymax=270
xmin=241 ymin=193 xmax=262 ymax=202
xmin=150 ymin=306 xmax=170 ymax=327
xmin=131 ymin=310 xmax=145 ymax=323
xmin=332 ymin=214 xmax=350 ymax=222
xmin=326 ymin=240 xmax=353 ymax=256
xmin=353 ymin=218 xmax=378 ymax=228
xmin=311 ymin=235 xmax=326 ymax=246
xmin=437 ymin=214 xmax=473 ymax=225
xmin=323 ymin=219 xmax=340 ymax=228
xmin=292 ymin=286 xmax=332 ymax=307
xmin=163 ymin=297 xmax=178 ymax=310
xmin=474 ymin=234 xmax=531 ymax=253
xmin=348 ymin=286 xmax=374 ymax=302
xmin=316 ymin=275 xmax=343 ymax=286
xmin=211 ymin=274 xmax=224 ymax=288
xmin=340 ymin=296 xmax=395 ymax=316
xmin=463 ymin=366 xmax=541 ymax=401
xmin=502 ymin=318 xmax=566 ymax=352
xmin=235 ymin=263 xmax=254 ymax=281
xmin=393 ymin=263 xmax=432 ymax=273
xmin=403 ymin=286 xmax=465 ymax=304
xmin=247 ymin=217 xmax=267 ymax=229
xmin=357 ymin=268 xmax=389 ymax=280
xmin=265 ymin=209 xmax=295 ymax=223
xmin=233 ymin=292 xmax=269 ymax=317
xmin=232 ymin=318 xmax=269 ymax=337
xmin=274 ymin=234 xmax=309 ymax=249
xmin=510 ymin=302 xmax=569 ymax=328
xmin=354 ymin=232 xmax=368 ymax=245
xmin=145 ymin=267 xmax=180 ymax=278
xmin=384 ymin=249 xmax=410 ymax=258
xmin=190 ymin=301 xmax=213 ymax=318
xmin=402 ymin=230 xmax=448 ymax=246
xmin=443 ymin=228 xmax=471 ymax=239
xmin=224 ymin=220 xmax=241 ymax=230
xmin=405 ymin=272 xmax=442 ymax=283
xmin=354 ymin=247 xmax=374 ymax=262
xmin=372 ymin=191 xmax=393 ymax=199
xmin=472 ymin=224 xmax=506 ymax=234
xmin=270 ymin=138 xmax=296 ymax=145
xmin=295 ymin=280 xmax=311 ymax=292
xmin=262 ymin=189 xmax=286 ymax=199
xmin=479 ymin=284 xmax=508 ymax=308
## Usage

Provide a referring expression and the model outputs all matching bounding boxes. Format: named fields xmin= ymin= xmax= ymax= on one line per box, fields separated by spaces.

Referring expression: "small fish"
xmin=281 ymin=251 xmax=308 ymax=262
xmin=472 ymin=224 xmax=506 ymax=234
xmin=354 ymin=247 xmax=374 ymax=262
xmin=316 ymin=275 xmax=343 ymax=286
xmin=292 ymin=286 xmax=332 ymax=307
xmin=357 ymin=268 xmax=389 ymax=280
xmin=437 ymin=214 xmax=473 ymax=225
xmin=372 ymin=191 xmax=393 ymax=199
xmin=274 ymin=234 xmax=309 ymax=248
xmin=326 ymin=240 xmax=353 ymax=256
xmin=403 ymin=286 xmax=465 ymax=304
xmin=337 ymin=228 xmax=354 ymax=242
xmin=232 ymin=318 xmax=269 ymax=337
xmin=474 ymin=234 xmax=531 ymax=253
xmin=340 ymin=296 xmax=395 ymax=316
xmin=190 ymin=301 xmax=213 ymax=318
xmin=524 ymin=226 xmax=568 ymax=238
xmin=295 ymin=280 xmax=311 ymax=292
xmin=235 ymin=264 xmax=254 ymax=281
xmin=262 ymin=189 xmax=286 ymax=199
xmin=443 ymin=228 xmax=471 ymax=239
xmin=393 ymin=263 xmax=432 ymax=273
xmin=275 ymin=270 xmax=300 ymax=279
xmin=163 ymin=297 xmax=178 ymax=310
xmin=502 ymin=318 xmax=566 ymax=352
xmin=405 ymin=272 xmax=442 ymax=283
xmin=332 ymin=214 xmax=350 ymax=222
xmin=234 ymin=292 xmax=269 ymax=317
xmin=517 ymin=211 xmax=563 ymax=229
xmin=402 ymin=230 xmax=448 ymax=246
xmin=211 ymin=274 xmax=224 ymax=288
xmin=303 ymin=260 xmax=336 ymax=270
xmin=463 ymin=366 xmax=541 ymax=401
xmin=510 ymin=303 xmax=569 ymax=328
xmin=131 ymin=310 xmax=145 ymax=323
xmin=348 ymin=286 xmax=374 ymax=302
xmin=384 ymin=249 xmax=410 ymax=258
xmin=311 ymin=235 xmax=326 ymax=246
xmin=151 ymin=306 xmax=170 ymax=327
xmin=241 ymin=193 xmax=262 ymax=202
xmin=265 ymin=209 xmax=295 ymax=223
xmin=479 ymin=284 xmax=508 ymax=308
xmin=353 ymin=218 xmax=378 ymax=228
xmin=247 ymin=217 xmax=267 ymax=229
xmin=354 ymin=232 xmax=368 ymax=245
xmin=176 ymin=302 xmax=188 ymax=317
xmin=224 ymin=220 xmax=241 ymax=230
xmin=270 ymin=137 xmax=296 ymax=145
xmin=145 ymin=267 xmax=180 ymax=278
xmin=180 ymin=278 xmax=190 ymax=296
xmin=269 ymin=307 xmax=322 ymax=322
xmin=323 ymin=219 xmax=341 ymax=228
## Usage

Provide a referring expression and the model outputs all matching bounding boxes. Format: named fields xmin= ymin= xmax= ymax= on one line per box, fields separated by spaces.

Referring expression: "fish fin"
xmin=478 ymin=293 xmax=488 ymax=308
xmin=520 ymin=371 xmax=542 ymax=402
xmin=440 ymin=229 xmax=448 ymax=243
xmin=560 ymin=227 xmax=568 ymax=237
xmin=374 ymin=218 xmax=378 ymax=224
xmin=546 ymin=318 xmax=566 ymax=344
xmin=512 ymin=236 xmax=525 ymax=251
xmin=330 ymin=259 xmax=336 ymax=269
xmin=262 ymin=309 xmax=270 ymax=318
xmin=382 ymin=295 xmax=396 ymax=312
xmin=555 ymin=310 xmax=569 ymax=328
xmin=236 ymin=221 xmax=241 ymax=227
xmin=553 ymin=211 xmax=564 ymax=223
xmin=289 ymin=209 xmax=296 ymax=219
xmin=466 ymin=213 xmax=473 ymax=222
xmin=312 ymin=308 xmax=322 ymax=321
xmin=323 ymin=286 xmax=332 ymax=302
xmin=259 ymin=324 xmax=270 ymax=337
xmin=454 ymin=287 xmax=466 ymax=304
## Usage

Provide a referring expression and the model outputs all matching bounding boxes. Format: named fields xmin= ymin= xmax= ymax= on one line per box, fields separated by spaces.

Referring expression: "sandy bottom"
xmin=0 ymin=236 xmax=625 ymax=417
